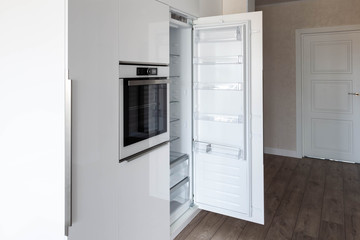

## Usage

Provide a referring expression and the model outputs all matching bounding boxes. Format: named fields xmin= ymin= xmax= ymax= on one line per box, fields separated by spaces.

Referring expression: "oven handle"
xmin=127 ymin=79 xmax=170 ymax=86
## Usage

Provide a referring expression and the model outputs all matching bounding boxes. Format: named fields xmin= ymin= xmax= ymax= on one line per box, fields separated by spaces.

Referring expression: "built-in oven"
xmin=119 ymin=64 xmax=170 ymax=161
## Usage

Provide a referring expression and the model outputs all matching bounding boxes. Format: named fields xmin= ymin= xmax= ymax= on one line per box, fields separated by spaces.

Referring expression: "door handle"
xmin=348 ymin=92 xmax=360 ymax=96
xmin=65 ymin=78 xmax=72 ymax=236
xmin=127 ymin=79 xmax=170 ymax=86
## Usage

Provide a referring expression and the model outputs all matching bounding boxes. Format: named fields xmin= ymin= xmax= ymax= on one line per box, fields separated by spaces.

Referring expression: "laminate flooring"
xmin=175 ymin=154 xmax=360 ymax=240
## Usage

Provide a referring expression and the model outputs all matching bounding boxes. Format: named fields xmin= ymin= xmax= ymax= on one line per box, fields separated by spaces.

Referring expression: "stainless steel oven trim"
xmin=127 ymin=79 xmax=170 ymax=86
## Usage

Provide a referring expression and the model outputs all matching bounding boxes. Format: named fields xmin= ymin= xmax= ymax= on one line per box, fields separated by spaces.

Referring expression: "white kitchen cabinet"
xmin=118 ymin=144 xmax=170 ymax=240
xmin=119 ymin=0 xmax=169 ymax=64
xmin=68 ymin=0 xmax=171 ymax=239
xmin=170 ymin=0 xmax=200 ymax=17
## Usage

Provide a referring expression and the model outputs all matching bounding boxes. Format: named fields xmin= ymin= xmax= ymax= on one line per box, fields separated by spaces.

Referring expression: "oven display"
xmin=137 ymin=67 xmax=158 ymax=76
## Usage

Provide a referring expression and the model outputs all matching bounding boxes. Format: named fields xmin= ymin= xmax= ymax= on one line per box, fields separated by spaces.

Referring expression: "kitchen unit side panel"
xmin=119 ymin=0 xmax=169 ymax=64
xmin=68 ymin=0 xmax=120 ymax=239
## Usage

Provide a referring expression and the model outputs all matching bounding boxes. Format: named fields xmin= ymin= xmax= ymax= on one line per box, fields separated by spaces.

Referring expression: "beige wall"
xmin=199 ymin=0 xmax=223 ymax=17
xmin=223 ymin=0 xmax=247 ymax=14
xmin=256 ymin=0 xmax=360 ymax=152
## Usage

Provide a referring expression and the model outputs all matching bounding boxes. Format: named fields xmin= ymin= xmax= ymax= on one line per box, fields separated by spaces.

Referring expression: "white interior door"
xmin=192 ymin=12 xmax=264 ymax=224
xmin=302 ymin=30 xmax=360 ymax=163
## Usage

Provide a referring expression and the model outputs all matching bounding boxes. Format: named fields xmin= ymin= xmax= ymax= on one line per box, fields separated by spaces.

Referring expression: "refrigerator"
xmin=168 ymin=11 xmax=264 ymax=237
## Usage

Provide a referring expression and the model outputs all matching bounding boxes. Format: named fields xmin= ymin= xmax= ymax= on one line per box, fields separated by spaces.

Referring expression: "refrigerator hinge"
xmin=190 ymin=194 xmax=195 ymax=207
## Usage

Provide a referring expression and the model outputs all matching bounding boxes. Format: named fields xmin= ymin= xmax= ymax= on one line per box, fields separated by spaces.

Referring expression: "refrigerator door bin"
xmin=193 ymin=141 xmax=243 ymax=160
xmin=193 ymin=56 xmax=243 ymax=65
xmin=170 ymin=177 xmax=191 ymax=224
xmin=195 ymin=26 xmax=243 ymax=43
xmin=170 ymin=152 xmax=189 ymax=188
xmin=194 ymin=112 xmax=243 ymax=124
xmin=194 ymin=82 xmax=243 ymax=91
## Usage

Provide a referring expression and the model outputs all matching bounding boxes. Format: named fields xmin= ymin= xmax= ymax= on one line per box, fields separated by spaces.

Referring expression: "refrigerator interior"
xmin=169 ymin=17 xmax=253 ymax=229
xmin=169 ymin=24 xmax=193 ymax=225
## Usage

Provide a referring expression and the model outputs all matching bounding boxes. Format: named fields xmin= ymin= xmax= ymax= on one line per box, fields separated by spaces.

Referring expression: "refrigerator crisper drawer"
xmin=170 ymin=152 xmax=189 ymax=188
xmin=170 ymin=177 xmax=190 ymax=224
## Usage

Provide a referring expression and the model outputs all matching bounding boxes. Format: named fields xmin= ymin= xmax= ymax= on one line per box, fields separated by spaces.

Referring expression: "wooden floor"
xmin=175 ymin=154 xmax=360 ymax=240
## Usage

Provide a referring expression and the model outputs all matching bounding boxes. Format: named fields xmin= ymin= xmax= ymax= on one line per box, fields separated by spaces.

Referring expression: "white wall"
xmin=0 ymin=1 xmax=66 ymax=239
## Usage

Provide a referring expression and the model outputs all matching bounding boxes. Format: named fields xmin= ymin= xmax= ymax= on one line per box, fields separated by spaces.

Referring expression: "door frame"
xmin=295 ymin=25 xmax=360 ymax=158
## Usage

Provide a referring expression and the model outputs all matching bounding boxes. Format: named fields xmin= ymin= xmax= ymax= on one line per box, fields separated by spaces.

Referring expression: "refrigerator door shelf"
xmin=194 ymin=82 xmax=243 ymax=91
xmin=193 ymin=141 xmax=244 ymax=160
xmin=193 ymin=112 xmax=244 ymax=124
xmin=193 ymin=55 xmax=243 ymax=65
xmin=195 ymin=25 xmax=243 ymax=43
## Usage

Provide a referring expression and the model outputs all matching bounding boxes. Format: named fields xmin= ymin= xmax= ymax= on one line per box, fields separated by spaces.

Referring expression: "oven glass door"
xmin=124 ymin=78 xmax=168 ymax=146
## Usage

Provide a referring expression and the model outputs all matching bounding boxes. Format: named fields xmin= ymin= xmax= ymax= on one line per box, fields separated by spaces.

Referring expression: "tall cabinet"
xmin=68 ymin=0 xmax=170 ymax=239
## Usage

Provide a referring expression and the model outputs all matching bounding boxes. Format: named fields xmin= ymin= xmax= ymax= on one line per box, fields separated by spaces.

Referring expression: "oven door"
xmin=120 ymin=78 xmax=170 ymax=160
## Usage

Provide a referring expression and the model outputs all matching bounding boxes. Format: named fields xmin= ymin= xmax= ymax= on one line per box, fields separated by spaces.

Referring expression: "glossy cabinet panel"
xmin=119 ymin=0 xmax=169 ymax=64
xmin=170 ymin=0 xmax=200 ymax=17
xmin=118 ymin=144 xmax=170 ymax=240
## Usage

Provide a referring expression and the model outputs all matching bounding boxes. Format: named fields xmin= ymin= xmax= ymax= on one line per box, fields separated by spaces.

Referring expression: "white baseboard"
xmin=264 ymin=147 xmax=301 ymax=159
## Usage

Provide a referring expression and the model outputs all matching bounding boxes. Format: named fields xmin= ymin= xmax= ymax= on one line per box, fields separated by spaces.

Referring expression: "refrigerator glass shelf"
xmin=193 ymin=55 xmax=243 ymax=65
xmin=170 ymin=136 xmax=180 ymax=143
xmin=193 ymin=141 xmax=243 ymax=160
xmin=170 ymin=151 xmax=189 ymax=165
xmin=194 ymin=112 xmax=243 ymax=124
xmin=170 ymin=118 xmax=180 ymax=123
xmin=193 ymin=82 xmax=243 ymax=91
